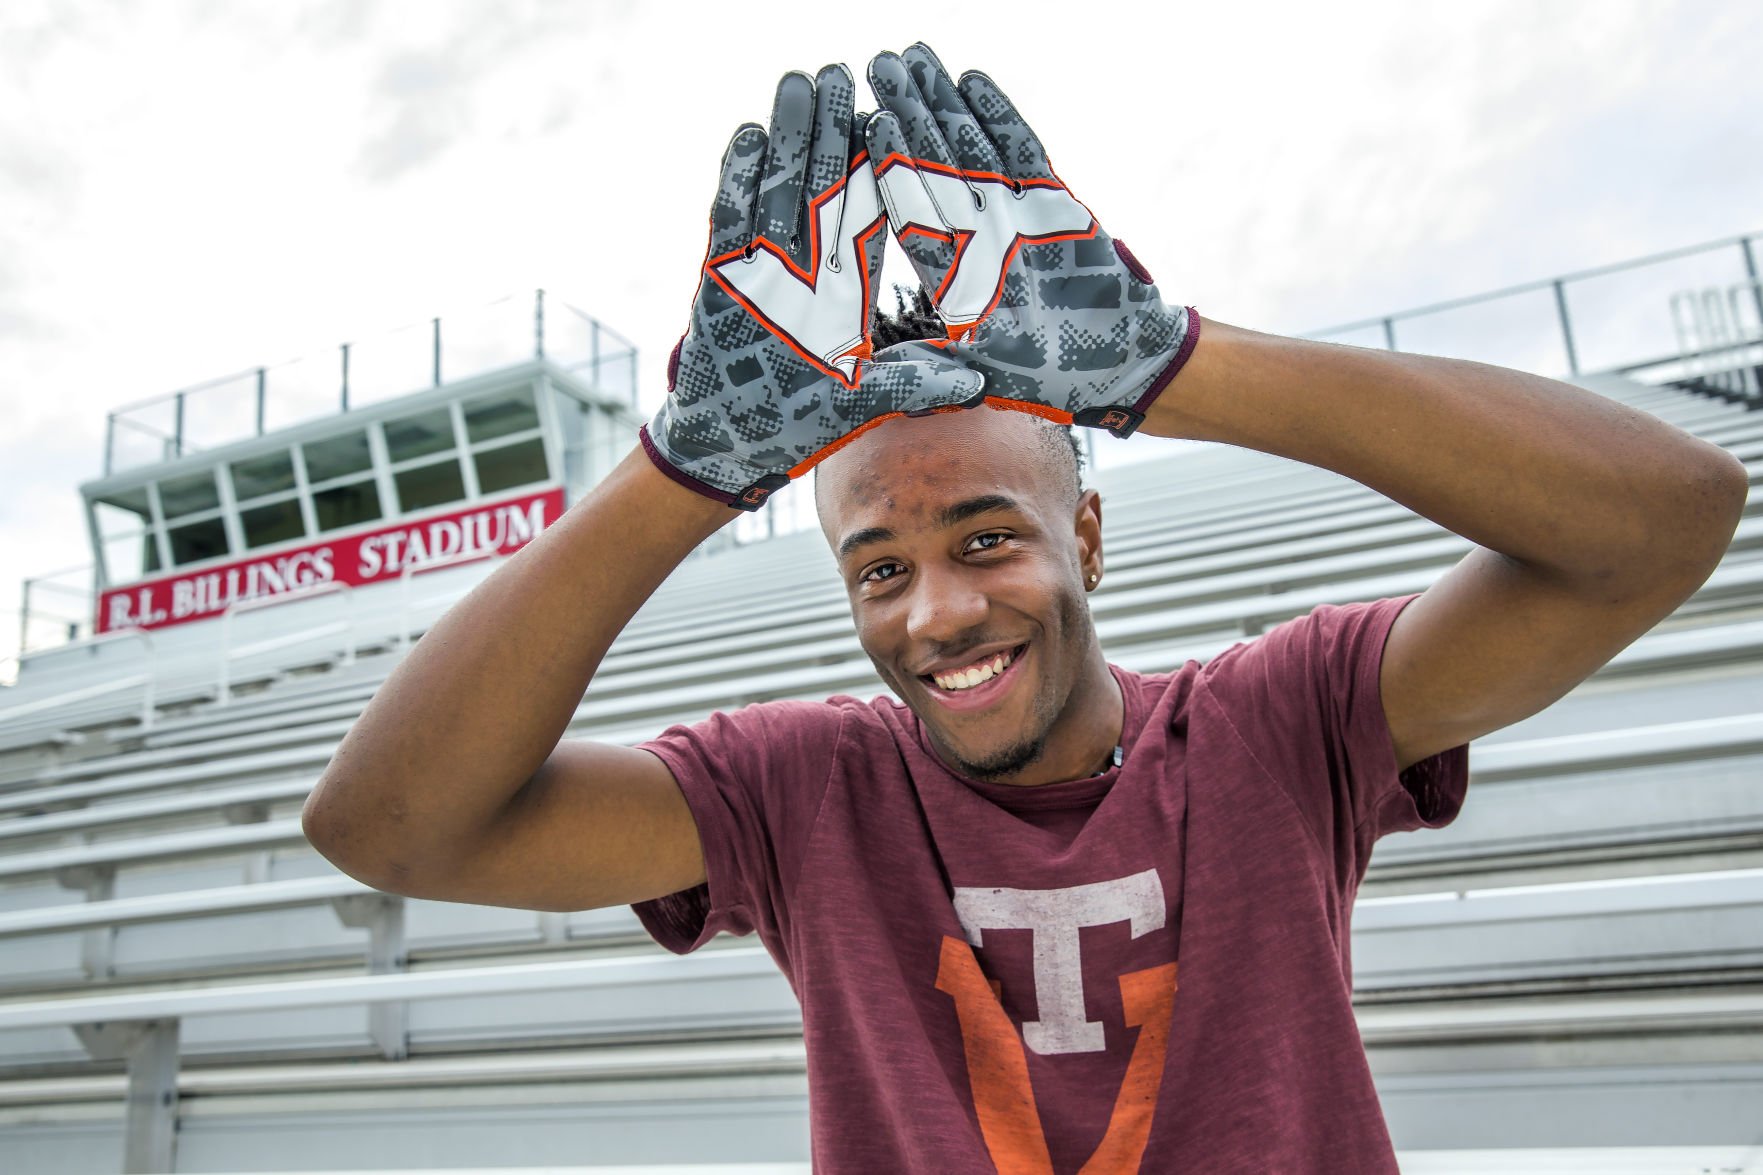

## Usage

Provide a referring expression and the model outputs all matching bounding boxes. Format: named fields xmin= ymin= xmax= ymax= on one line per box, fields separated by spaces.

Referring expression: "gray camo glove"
xmin=640 ymin=65 xmax=987 ymax=510
xmin=863 ymin=43 xmax=1200 ymax=437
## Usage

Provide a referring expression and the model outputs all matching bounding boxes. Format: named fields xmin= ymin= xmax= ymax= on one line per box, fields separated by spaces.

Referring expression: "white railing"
xmin=1671 ymin=279 xmax=1763 ymax=398
xmin=0 ymin=625 xmax=157 ymax=731
xmin=397 ymin=548 xmax=506 ymax=652
xmin=216 ymin=581 xmax=356 ymax=707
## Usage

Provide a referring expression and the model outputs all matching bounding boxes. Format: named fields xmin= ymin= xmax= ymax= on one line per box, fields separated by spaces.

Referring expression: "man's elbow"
xmin=301 ymin=778 xmax=407 ymax=893
xmin=1683 ymin=446 xmax=1750 ymax=569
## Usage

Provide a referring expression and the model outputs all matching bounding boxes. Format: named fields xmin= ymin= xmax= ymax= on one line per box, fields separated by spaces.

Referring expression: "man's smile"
xmin=918 ymin=641 xmax=1031 ymax=712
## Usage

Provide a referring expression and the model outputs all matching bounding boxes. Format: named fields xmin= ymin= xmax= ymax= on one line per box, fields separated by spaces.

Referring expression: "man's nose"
xmin=905 ymin=564 xmax=989 ymax=647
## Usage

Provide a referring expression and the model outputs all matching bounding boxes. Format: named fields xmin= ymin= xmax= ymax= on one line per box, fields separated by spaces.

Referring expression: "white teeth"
xmin=932 ymin=647 xmax=1017 ymax=692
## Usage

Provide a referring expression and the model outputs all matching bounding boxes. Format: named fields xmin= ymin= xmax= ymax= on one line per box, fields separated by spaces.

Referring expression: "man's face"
xmin=817 ymin=407 xmax=1107 ymax=783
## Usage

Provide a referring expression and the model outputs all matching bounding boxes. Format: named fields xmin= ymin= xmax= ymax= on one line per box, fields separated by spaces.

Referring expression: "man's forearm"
xmin=302 ymin=445 xmax=731 ymax=872
xmin=1146 ymin=318 xmax=1749 ymax=586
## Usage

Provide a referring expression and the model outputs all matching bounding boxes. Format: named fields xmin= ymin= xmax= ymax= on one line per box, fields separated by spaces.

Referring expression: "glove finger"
xmin=846 ymin=110 xmax=890 ymax=299
xmin=861 ymin=344 xmax=988 ymax=415
xmin=808 ymin=64 xmax=855 ymax=210
xmin=755 ymin=71 xmax=815 ymax=260
xmin=956 ymin=70 xmax=1056 ymax=183
xmin=867 ymin=51 xmax=956 ymax=171
xmin=902 ymin=43 xmax=1006 ymax=182
xmin=706 ymin=123 xmax=766 ymax=261
xmin=806 ymin=63 xmax=863 ymax=282
xmin=864 ymin=110 xmax=948 ymax=235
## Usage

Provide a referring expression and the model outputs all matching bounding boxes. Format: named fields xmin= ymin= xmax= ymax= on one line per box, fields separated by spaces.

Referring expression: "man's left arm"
xmin=1144 ymin=318 xmax=1750 ymax=772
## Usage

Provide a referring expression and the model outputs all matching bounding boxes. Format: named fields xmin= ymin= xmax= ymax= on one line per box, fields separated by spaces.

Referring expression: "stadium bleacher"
xmin=1 ymin=366 xmax=1760 ymax=1173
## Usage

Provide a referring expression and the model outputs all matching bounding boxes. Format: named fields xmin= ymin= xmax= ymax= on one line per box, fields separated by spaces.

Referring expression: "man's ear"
xmin=1075 ymin=488 xmax=1104 ymax=584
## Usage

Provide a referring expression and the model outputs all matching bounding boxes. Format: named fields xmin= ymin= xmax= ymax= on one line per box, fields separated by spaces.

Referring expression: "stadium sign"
xmin=96 ymin=486 xmax=565 ymax=634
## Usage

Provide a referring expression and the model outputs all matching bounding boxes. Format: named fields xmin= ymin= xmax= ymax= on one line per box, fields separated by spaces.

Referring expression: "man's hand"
xmin=641 ymin=64 xmax=986 ymax=511
xmin=863 ymin=43 xmax=1200 ymax=438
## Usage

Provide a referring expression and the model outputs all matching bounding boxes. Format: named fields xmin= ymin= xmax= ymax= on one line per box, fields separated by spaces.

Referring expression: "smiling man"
xmin=812 ymin=366 xmax=1116 ymax=789
xmin=302 ymin=46 xmax=1750 ymax=1174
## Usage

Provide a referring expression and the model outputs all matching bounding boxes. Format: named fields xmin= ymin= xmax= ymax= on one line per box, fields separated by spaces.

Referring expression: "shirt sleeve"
xmin=629 ymin=698 xmax=846 ymax=959
xmin=1198 ymin=592 xmax=1469 ymax=888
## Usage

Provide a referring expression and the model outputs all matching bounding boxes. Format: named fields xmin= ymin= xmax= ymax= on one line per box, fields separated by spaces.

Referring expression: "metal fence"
xmin=1303 ymin=231 xmax=1762 ymax=383
xmin=14 ymin=232 xmax=1760 ymax=681
xmin=102 ymin=290 xmax=639 ymax=476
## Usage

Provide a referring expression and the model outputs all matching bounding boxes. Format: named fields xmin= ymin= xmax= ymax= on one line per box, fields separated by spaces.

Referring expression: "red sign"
xmin=96 ymin=486 xmax=566 ymax=634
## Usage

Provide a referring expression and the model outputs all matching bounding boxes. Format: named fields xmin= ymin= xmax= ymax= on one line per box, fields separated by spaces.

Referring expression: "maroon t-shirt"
xmin=632 ymin=592 xmax=1468 ymax=1173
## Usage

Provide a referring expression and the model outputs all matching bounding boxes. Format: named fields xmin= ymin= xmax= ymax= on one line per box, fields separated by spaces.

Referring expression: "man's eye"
xmin=968 ymin=532 xmax=1011 ymax=552
xmin=862 ymin=562 xmax=904 ymax=584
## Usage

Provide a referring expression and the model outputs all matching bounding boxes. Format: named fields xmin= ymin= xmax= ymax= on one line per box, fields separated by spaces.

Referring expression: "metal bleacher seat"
xmin=1 ymin=370 xmax=1761 ymax=1172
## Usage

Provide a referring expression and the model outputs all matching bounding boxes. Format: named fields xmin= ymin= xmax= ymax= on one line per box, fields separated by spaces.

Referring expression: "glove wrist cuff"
xmin=638 ymin=422 xmax=742 ymax=508
xmin=1129 ymin=305 xmax=1201 ymax=417
xmin=639 ymin=421 xmax=794 ymax=512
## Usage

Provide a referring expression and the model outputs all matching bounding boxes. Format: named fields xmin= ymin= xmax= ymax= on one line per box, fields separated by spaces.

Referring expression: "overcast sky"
xmin=2 ymin=0 xmax=1760 ymax=669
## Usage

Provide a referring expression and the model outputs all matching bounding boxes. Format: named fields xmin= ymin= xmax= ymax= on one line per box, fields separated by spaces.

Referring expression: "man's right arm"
xmin=300 ymin=445 xmax=733 ymax=913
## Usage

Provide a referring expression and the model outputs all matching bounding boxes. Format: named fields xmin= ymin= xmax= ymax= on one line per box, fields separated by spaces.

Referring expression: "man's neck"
xmin=996 ymin=650 xmax=1124 ymax=787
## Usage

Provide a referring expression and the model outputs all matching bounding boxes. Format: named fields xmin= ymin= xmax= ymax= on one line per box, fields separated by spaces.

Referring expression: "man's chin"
xmin=941 ymin=732 xmax=1048 ymax=782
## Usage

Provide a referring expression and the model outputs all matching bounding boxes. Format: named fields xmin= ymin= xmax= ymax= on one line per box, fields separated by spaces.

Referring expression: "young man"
xmin=302 ymin=45 xmax=1748 ymax=1173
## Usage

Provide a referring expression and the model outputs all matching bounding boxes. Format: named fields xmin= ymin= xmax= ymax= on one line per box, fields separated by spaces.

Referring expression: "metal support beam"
xmin=55 ymin=861 xmax=119 ymax=980
xmin=223 ymin=801 xmax=274 ymax=884
xmin=538 ymin=910 xmax=569 ymax=945
xmin=71 ymin=1018 xmax=181 ymax=1174
xmin=1553 ymin=279 xmax=1580 ymax=375
xmin=255 ymin=367 xmax=267 ymax=436
xmin=534 ymin=287 xmax=546 ymax=358
xmin=432 ymin=316 xmax=443 ymax=386
xmin=340 ymin=342 xmax=351 ymax=412
xmin=1382 ymin=317 xmax=1397 ymax=351
xmin=332 ymin=893 xmax=409 ymax=1061
xmin=1742 ymin=237 xmax=1763 ymax=332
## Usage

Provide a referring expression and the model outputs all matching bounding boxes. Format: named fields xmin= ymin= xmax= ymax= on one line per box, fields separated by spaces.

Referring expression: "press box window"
xmin=314 ymin=481 xmax=382 ymax=531
xmin=241 ymin=498 xmax=306 ymax=549
xmin=384 ymin=407 xmax=456 ymax=463
xmin=395 ymin=458 xmax=466 ymax=513
xmin=229 ymin=448 xmax=306 ymax=549
xmin=464 ymin=388 xmax=539 ymax=444
xmin=93 ymin=487 xmax=161 ymax=582
xmin=474 ymin=437 xmax=548 ymax=494
xmin=302 ymin=431 xmax=373 ymax=483
xmin=158 ymin=470 xmax=220 ymax=518
xmin=229 ymin=450 xmax=296 ymax=500
xmin=168 ymin=516 xmax=229 ymax=566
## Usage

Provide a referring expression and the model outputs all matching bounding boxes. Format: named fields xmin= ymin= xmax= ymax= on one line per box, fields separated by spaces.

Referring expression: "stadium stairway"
xmin=0 ymin=372 xmax=1760 ymax=1171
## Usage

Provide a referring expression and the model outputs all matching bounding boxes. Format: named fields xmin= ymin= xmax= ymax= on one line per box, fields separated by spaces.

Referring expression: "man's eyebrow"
xmin=837 ymin=495 xmax=1025 ymax=562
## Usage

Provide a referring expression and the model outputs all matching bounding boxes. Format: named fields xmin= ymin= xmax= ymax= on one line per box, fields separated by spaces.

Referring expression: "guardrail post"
xmin=17 ymin=579 xmax=30 ymax=670
xmin=54 ymin=862 xmax=119 ymax=979
xmin=333 ymin=893 xmax=409 ymax=1061
xmin=217 ymin=582 xmax=356 ymax=707
xmin=70 ymin=1017 xmax=182 ymax=1174
xmin=1743 ymin=237 xmax=1763 ymax=330
xmin=122 ymin=1019 xmax=180 ymax=1174
xmin=1552 ymin=279 xmax=1580 ymax=375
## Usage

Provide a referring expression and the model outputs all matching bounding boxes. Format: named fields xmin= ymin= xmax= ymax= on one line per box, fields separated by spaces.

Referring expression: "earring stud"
xmin=1088 ymin=573 xmax=1098 ymax=585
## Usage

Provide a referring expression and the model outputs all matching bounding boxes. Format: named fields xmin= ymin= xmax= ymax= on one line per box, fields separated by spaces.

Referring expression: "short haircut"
xmin=868 ymin=285 xmax=1086 ymax=504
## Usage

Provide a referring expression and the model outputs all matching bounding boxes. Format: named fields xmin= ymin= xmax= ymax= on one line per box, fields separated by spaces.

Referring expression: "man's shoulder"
xmin=689 ymin=691 xmax=909 ymax=745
